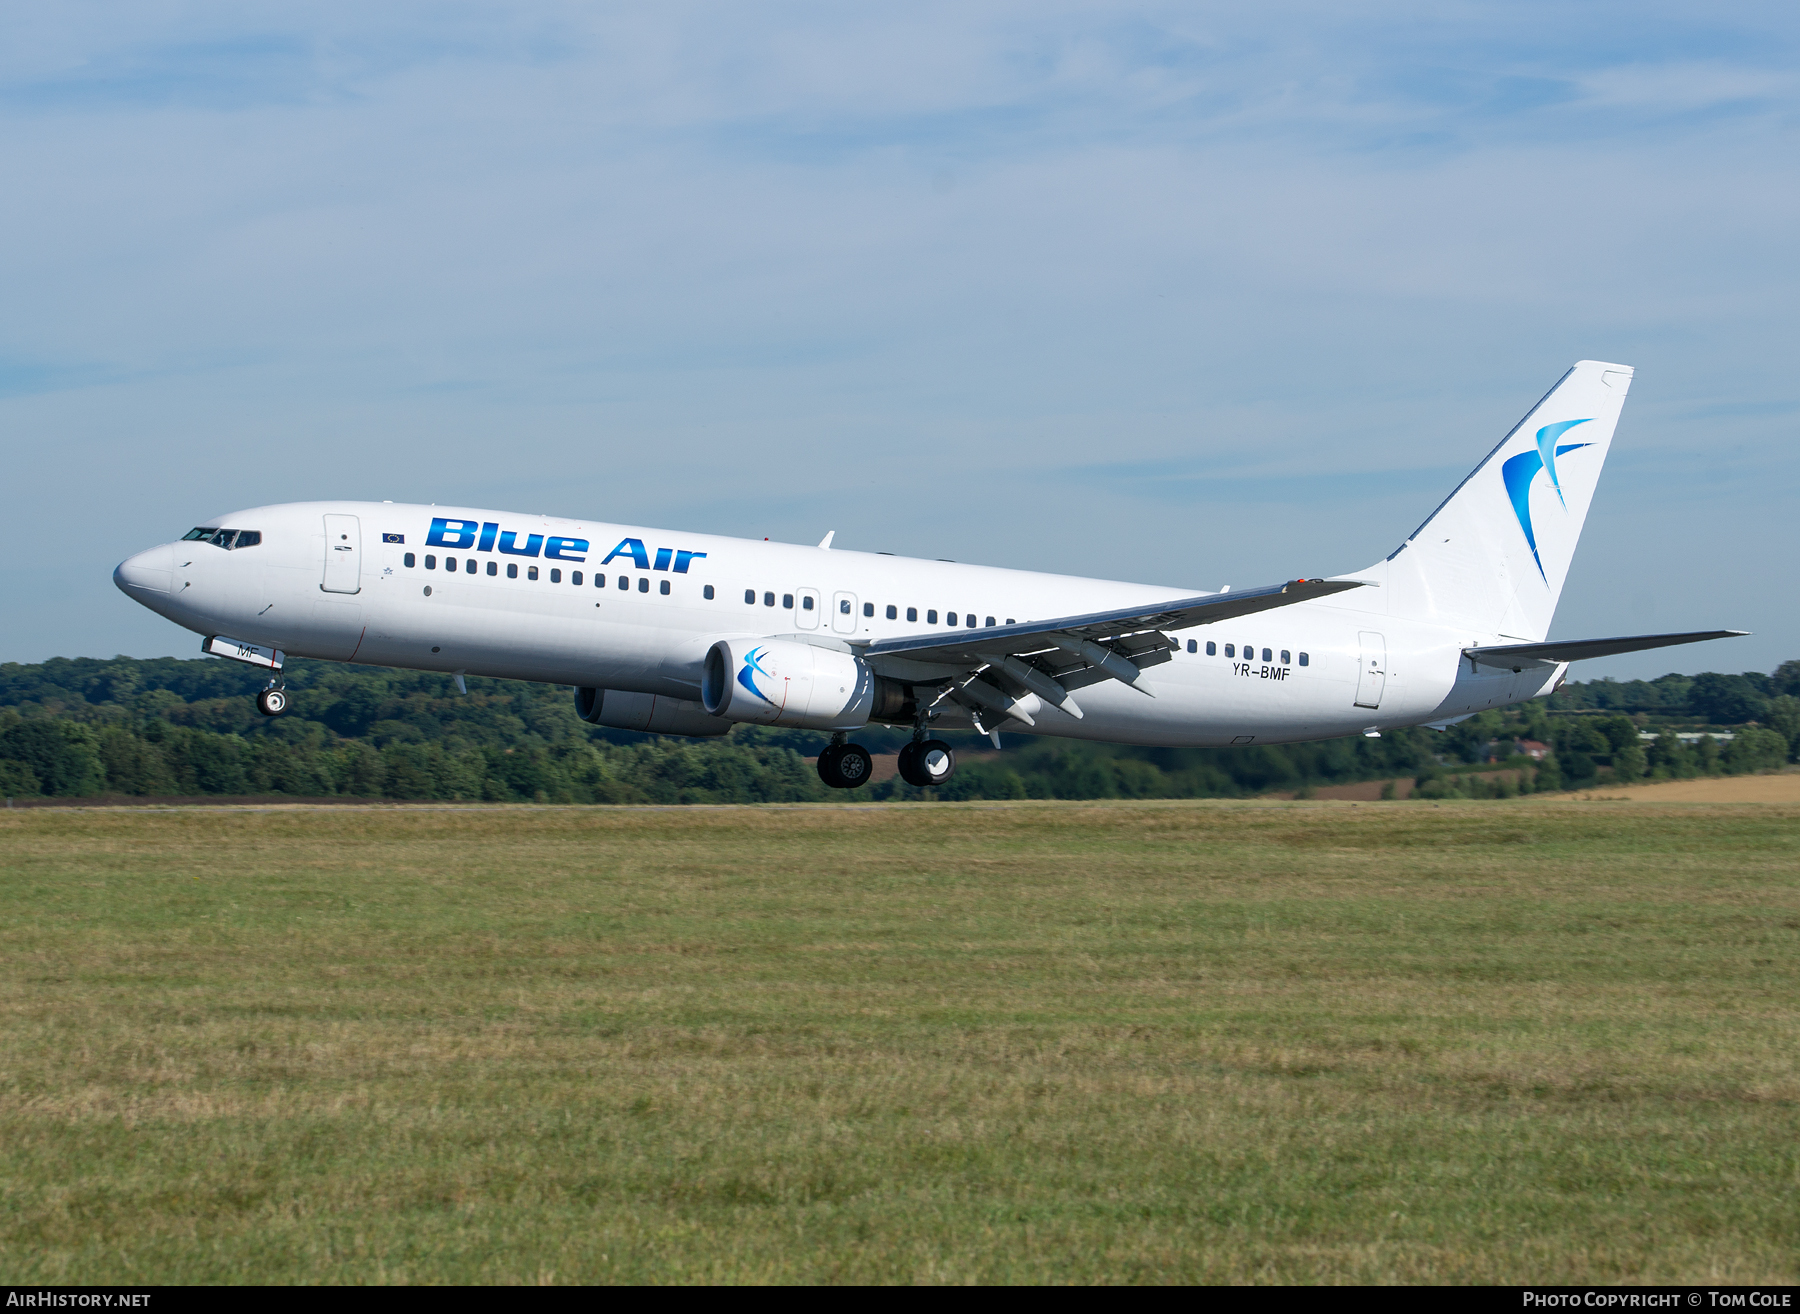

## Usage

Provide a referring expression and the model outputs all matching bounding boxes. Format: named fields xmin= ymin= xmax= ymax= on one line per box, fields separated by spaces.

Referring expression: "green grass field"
xmin=2 ymin=801 xmax=1797 ymax=1284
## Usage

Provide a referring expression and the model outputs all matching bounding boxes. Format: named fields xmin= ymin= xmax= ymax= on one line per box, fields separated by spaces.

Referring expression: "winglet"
xmin=818 ymin=531 xmax=835 ymax=550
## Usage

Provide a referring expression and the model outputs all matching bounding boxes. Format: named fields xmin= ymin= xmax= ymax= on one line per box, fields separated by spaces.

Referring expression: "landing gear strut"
xmin=817 ymin=732 xmax=875 ymax=790
xmin=255 ymin=683 xmax=287 ymax=717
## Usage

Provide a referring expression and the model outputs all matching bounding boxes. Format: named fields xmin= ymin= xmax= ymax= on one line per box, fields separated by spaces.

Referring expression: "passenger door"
xmin=832 ymin=591 xmax=858 ymax=635
xmin=1354 ymin=631 xmax=1386 ymax=709
xmin=322 ymin=514 xmax=362 ymax=594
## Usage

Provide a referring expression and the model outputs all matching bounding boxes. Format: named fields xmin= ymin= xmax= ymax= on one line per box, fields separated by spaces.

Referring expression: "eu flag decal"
xmin=382 ymin=533 xmax=404 ymax=543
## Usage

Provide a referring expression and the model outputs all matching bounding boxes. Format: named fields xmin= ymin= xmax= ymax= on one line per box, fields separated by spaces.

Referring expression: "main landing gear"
xmin=897 ymin=737 xmax=955 ymax=788
xmin=817 ymin=735 xmax=874 ymax=790
xmin=255 ymin=683 xmax=288 ymax=717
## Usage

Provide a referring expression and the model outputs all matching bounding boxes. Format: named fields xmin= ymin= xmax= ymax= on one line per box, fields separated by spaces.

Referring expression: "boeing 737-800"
xmin=113 ymin=360 xmax=1744 ymax=789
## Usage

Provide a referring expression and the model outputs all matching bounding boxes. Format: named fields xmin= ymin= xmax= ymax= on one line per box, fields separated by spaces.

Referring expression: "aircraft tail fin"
xmin=1359 ymin=360 xmax=1634 ymax=641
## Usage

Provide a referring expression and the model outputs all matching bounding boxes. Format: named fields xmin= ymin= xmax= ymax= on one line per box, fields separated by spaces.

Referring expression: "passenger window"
xmin=1281 ymin=650 xmax=1290 ymax=664
xmin=445 ymin=557 xmax=457 ymax=571
xmin=1299 ymin=652 xmax=1309 ymax=666
xmin=1224 ymin=644 xmax=1234 ymax=657
xmin=967 ymin=615 xmax=978 ymax=627
xmin=864 ymin=602 xmax=874 ymax=617
xmin=639 ymin=578 xmax=649 ymax=592
xmin=550 ymin=568 xmax=561 ymax=583
xmin=927 ymin=610 xmax=937 ymax=624
xmin=1006 ymin=618 xmax=1014 ymax=625
xmin=886 ymin=605 xmax=897 ymax=620
xmin=595 ymin=573 xmax=606 ymax=588
xmin=1262 ymin=648 xmax=1271 ymax=662
xmin=764 ymin=591 xmax=775 ymax=606
xmin=660 ymin=580 xmax=670 ymax=595
xmin=619 ymin=575 xmax=629 ymax=590
xmin=404 ymin=552 xmax=415 ymax=568
xmin=703 ymin=585 xmax=715 ymax=600
xmin=572 ymin=571 xmax=582 ymax=586
xmin=508 ymin=563 xmax=519 ymax=579
xmin=484 ymin=561 xmax=495 ymax=576
xmin=1206 ymin=641 xmax=1216 ymax=656
xmin=840 ymin=599 xmax=851 ymax=614
xmin=947 ymin=612 xmax=957 ymax=626
xmin=907 ymin=607 xmax=917 ymax=622
xmin=467 ymin=559 xmax=478 ymax=574
xmin=985 ymin=616 xmax=995 ymax=627
xmin=783 ymin=594 xmax=794 ymax=608
xmin=1187 ymin=639 xmax=1197 ymax=653
xmin=529 ymin=566 xmax=539 ymax=580
xmin=425 ymin=555 xmax=436 ymax=570
xmin=802 ymin=596 xmax=814 ymax=610
xmin=745 ymin=589 xmax=755 ymax=604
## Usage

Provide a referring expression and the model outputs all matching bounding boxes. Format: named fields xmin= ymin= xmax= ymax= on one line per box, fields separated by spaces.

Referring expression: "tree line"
xmin=1 ymin=653 xmax=1795 ymax=804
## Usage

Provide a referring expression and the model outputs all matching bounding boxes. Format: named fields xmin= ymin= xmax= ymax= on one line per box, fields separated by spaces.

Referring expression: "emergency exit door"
xmin=322 ymin=514 xmax=362 ymax=594
xmin=1354 ymin=631 xmax=1386 ymax=709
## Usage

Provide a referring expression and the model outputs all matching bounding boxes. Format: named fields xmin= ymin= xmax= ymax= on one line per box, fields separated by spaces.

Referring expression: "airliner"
xmin=114 ymin=360 xmax=1743 ymax=789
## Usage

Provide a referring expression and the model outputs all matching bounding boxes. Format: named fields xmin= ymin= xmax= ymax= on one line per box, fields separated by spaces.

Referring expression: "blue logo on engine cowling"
xmin=1501 ymin=419 xmax=1593 ymax=582
xmin=737 ymin=646 xmax=772 ymax=702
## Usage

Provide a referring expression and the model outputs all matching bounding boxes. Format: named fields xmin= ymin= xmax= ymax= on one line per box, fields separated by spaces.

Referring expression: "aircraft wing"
xmin=1463 ymin=629 xmax=1748 ymax=672
xmin=862 ymin=578 xmax=1360 ymax=668
xmin=860 ymin=578 xmax=1362 ymax=733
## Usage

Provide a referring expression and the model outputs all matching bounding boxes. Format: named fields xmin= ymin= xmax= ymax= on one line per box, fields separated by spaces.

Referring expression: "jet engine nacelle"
xmin=702 ymin=637 xmax=888 ymax=729
xmin=574 ymin=687 xmax=733 ymax=737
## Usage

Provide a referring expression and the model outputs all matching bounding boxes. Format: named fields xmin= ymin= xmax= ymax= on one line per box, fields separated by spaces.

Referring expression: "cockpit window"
xmin=182 ymin=527 xmax=261 ymax=549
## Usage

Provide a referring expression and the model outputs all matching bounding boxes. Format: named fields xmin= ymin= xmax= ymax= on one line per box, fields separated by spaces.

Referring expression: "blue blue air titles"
xmin=600 ymin=538 xmax=708 ymax=573
xmin=426 ymin=518 xmax=587 ymax=561
xmin=424 ymin=520 xmax=708 ymax=573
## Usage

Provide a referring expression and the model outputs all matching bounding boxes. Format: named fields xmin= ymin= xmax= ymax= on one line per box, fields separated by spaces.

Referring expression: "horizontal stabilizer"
xmin=1463 ymin=630 xmax=1748 ymax=672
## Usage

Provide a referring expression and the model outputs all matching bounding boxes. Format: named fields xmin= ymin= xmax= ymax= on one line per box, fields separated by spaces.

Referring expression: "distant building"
xmin=1638 ymin=731 xmax=1735 ymax=745
xmin=1514 ymin=739 xmax=1550 ymax=760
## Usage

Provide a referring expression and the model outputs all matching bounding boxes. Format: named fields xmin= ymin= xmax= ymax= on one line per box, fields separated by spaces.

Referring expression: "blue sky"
xmin=4 ymin=2 xmax=1796 ymax=679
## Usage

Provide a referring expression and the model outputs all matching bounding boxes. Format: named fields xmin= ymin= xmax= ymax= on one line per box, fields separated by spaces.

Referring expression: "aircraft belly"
xmin=1017 ymin=664 xmax=1346 ymax=747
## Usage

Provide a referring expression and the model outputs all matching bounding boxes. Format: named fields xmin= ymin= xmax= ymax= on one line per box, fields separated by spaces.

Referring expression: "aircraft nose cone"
xmin=114 ymin=544 xmax=174 ymax=596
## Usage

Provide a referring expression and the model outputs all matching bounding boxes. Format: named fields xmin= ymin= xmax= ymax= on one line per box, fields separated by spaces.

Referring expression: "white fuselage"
xmin=114 ymin=500 xmax=1560 ymax=746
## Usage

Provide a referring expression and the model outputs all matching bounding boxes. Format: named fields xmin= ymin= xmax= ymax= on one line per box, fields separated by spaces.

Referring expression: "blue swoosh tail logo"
xmin=1535 ymin=418 xmax=1591 ymax=507
xmin=1504 ymin=419 xmax=1593 ymax=581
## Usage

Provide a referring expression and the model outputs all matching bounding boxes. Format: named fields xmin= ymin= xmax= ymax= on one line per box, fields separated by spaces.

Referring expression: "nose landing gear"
xmin=255 ymin=683 xmax=288 ymax=717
